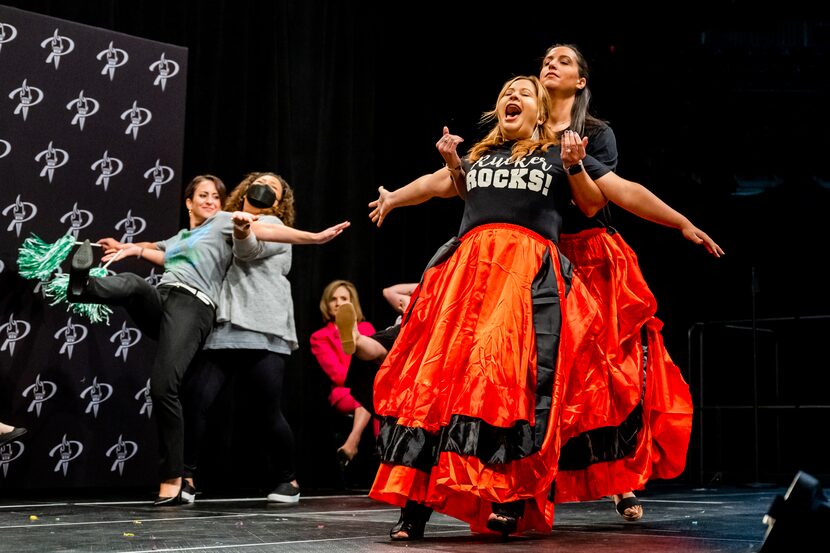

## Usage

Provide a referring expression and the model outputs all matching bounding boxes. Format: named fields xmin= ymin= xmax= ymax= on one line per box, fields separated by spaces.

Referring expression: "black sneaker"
xmin=267 ymin=482 xmax=300 ymax=503
xmin=69 ymin=239 xmax=93 ymax=298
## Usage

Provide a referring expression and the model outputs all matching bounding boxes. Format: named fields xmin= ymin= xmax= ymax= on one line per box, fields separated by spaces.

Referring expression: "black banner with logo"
xmin=0 ymin=5 xmax=187 ymax=490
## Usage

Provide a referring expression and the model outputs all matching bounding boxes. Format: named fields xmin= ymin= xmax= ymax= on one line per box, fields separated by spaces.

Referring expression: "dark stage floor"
xmin=0 ymin=484 xmax=785 ymax=552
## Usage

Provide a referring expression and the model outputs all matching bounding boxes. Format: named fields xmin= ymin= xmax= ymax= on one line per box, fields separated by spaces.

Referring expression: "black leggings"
xmin=182 ymin=349 xmax=296 ymax=485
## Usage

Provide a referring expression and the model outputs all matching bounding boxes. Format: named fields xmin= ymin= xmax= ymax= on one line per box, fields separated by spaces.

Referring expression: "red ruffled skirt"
xmin=554 ymin=228 xmax=693 ymax=502
xmin=370 ymin=223 xmax=601 ymax=533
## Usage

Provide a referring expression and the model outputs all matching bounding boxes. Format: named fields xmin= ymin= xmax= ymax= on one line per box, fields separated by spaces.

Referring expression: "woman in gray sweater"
xmin=182 ymin=172 xmax=302 ymax=503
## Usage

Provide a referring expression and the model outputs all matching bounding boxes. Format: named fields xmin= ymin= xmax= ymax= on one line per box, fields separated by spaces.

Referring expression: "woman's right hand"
xmin=368 ymin=186 xmax=394 ymax=227
xmin=101 ymin=243 xmax=140 ymax=263
xmin=312 ymin=221 xmax=351 ymax=243
xmin=97 ymin=237 xmax=125 ymax=255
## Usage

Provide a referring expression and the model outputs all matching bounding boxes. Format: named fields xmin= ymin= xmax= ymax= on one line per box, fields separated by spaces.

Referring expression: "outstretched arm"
xmin=594 ymin=172 xmax=725 ymax=257
xmin=368 ymin=126 xmax=464 ymax=228
xmin=100 ymin=243 xmax=165 ymax=265
xmin=233 ymin=211 xmax=349 ymax=244
xmin=368 ymin=170 xmax=457 ymax=227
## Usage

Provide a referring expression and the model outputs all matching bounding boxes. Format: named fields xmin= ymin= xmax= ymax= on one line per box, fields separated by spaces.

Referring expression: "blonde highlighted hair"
xmin=467 ymin=75 xmax=560 ymax=164
xmin=319 ymin=279 xmax=365 ymax=323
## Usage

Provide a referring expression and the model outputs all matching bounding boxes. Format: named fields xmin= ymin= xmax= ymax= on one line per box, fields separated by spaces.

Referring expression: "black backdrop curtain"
xmin=1 ymin=1 xmax=828 ymax=490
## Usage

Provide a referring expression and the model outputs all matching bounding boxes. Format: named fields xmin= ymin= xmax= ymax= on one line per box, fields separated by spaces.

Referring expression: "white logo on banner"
xmin=49 ymin=434 xmax=83 ymax=476
xmin=2 ymin=194 xmax=37 ymax=237
xmin=0 ymin=441 xmax=25 ymax=478
xmin=34 ymin=141 xmax=69 ymax=183
xmin=54 ymin=316 xmax=88 ymax=359
xmin=110 ymin=321 xmax=141 ymax=362
xmin=40 ymin=29 xmax=74 ymax=69
xmin=0 ymin=21 xmax=18 ymax=53
xmin=23 ymin=374 xmax=57 ymax=417
xmin=1 ymin=313 xmax=30 ymax=356
xmin=60 ymin=202 xmax=93 ymax=238
xmin=149 ymin=52 xmax=179 ymax=91
xmin=106 ymin=435 xmax=138 ymax=476
xmin=9 ymin=79 xmax=44 ymax=121
xmin=91 ymin=151 xmax=124 ymax=191
xmin=145 ymin=267 xmax=163 ymax=286
xmin=96 ymin=41 xmax=129 ymax=80
xmin=135 ymin=378 xmax=152 ymax=418
xmin=144 ymin=160 xmax=174 ymax=198
xmin=120 ymin=100 xmax=151 ymax=140
xmin=66 ymin=90 xmax=100 ymax=131
xmin=114 ymin=210 xmax=146 ymax=243
xmin=0 ymin=139 xmax=10 ymax=158
xmin=80 ymin=376 xmax=113 ymax=418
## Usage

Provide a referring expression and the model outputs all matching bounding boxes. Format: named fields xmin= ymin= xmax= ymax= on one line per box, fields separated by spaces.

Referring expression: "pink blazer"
xmin=310 ymin=320 xmax=376 ymax=407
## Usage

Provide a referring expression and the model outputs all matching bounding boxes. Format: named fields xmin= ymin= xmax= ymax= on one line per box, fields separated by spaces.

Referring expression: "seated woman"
xmin=310 ymin=280 xmax=376 ymax=467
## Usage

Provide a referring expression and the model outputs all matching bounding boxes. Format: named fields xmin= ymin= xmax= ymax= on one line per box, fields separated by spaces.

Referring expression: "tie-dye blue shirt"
xmin=155 ymin=211 xmax=233 ymax=305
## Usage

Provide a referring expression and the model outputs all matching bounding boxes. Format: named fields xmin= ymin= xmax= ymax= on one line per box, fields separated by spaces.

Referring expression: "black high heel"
xmin=153 ymin=491 xmax=181 ymax=507
xmin=153 ymin=481 xmax=194 ymax=507
xmin=68 ymin=240 xmax=93 ymax=298
xmin=390 ymin=500 xmax=433 ymax=541
xmin=486 ymin=500 xmax=525 ymax=538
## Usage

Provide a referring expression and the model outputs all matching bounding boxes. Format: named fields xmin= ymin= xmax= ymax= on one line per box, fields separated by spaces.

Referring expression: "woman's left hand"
xmin=561 ymin=129 xmax=588 ymax=170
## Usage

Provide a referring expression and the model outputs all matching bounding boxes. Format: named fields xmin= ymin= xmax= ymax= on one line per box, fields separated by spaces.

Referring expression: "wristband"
xmin=565 ymin=160 xmax=584 ymax=175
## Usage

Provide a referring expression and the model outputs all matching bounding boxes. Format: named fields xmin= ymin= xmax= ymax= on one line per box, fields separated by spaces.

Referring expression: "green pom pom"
xmin=18 ymin=233 xmax=77 ymax=281
xmin=42 ymin=267 xmax=113 ymax=324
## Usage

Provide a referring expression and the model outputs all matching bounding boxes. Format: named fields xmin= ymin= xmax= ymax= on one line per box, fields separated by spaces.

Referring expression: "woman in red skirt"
xmin=370 ymin=75 xmax=612 ymax=539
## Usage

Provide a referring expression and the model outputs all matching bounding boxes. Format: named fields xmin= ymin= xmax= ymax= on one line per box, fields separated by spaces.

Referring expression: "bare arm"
xmin=383 ymin=282 xmax=418 ymax=314
xmin=369 ymin=126 xmax=466 ymax=228
xmin=100 ymin=243 xmax=164 ymax=265
xmin=368 ymin=169 xmax=457 ymax=227
xmin=594 ymin=172 xmax=725 ymax=257
xmin=233 ymin=211 xmax=350 ymax=244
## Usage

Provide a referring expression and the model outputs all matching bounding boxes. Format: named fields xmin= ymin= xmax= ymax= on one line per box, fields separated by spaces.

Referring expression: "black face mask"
xmin=246 ymin=184 xmax=277 ymax=208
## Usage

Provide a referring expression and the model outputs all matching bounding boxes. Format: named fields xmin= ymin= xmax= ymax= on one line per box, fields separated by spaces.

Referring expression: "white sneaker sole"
xmin=267 ymin=493 xmax=300 ymax=503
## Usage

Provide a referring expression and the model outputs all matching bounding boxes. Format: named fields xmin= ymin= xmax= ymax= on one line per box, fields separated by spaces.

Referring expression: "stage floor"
xmin=0 ymin=484 xmax=779 ymax=552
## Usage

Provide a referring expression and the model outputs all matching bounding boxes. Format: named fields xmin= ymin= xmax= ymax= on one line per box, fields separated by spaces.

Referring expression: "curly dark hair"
xmin=224 ymin=172 xmax=295 ymax=227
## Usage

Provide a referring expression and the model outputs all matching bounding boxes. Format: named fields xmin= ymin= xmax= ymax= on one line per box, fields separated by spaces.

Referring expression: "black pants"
xmin=182 ymin=349 xmax=296 ymax=485
xmin=72 ymin=274 xmax=215 ymax=479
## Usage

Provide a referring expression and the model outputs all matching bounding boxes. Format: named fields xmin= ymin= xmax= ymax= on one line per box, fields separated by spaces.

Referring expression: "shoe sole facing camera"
xmin=335 ymin=303 xmax=357 ymax=355
xmin=69 ymin=240 xmax=94 ymax=297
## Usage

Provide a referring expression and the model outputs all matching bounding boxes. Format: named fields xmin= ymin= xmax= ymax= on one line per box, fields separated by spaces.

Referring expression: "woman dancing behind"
xmin=370 ymin=75 xmax=610 ymax=539
xmin=70 ymin=174 xmax=348 ymax=505
xmin=182 ymin=172 xmax=303 ymax=503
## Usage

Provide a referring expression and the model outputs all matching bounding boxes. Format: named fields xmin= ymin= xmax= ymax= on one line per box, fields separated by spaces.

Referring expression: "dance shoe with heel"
xmin=390 ymin=500 xmax=433 ymax=541
xmin=486 ymin=500 xmax=525 ymax=538
xmin=68 ymin=239 xmax=93 ymax=298
xmin=154 ymin=481 xmax=195 ymax=507
xmin=613 ymin=493 xmax=643 ymax=521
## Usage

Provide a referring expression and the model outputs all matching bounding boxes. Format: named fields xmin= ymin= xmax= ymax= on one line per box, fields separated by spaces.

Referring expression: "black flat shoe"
xmin=68 ymin=240 xmax=93 ymax=298
xmin=390 ymin=500 xmax=432 ymax=541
